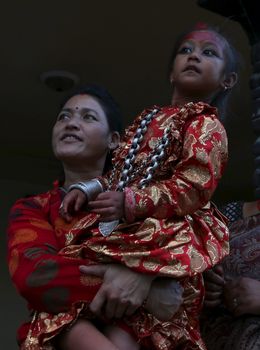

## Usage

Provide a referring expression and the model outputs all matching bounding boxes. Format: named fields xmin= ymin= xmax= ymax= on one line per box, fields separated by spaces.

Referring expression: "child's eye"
xmin=178 ymin=46 xmax=192 ymax=54
xmin=203 ymin=49 xmax=218 ymax=57
xmin=57 ymin=113 xmax=70 ymax=121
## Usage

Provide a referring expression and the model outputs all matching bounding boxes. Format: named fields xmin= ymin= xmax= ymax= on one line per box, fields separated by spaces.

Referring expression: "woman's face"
xmin=170 ymin=30 xmax=228 ymax=99
xmin=52 ymin=94 xmax=117 ymax=167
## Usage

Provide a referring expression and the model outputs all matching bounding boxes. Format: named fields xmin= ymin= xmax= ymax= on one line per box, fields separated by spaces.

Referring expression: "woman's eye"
xmin=57 ymin=113 xmax=70 ymax=121
xmin=82 ymin=114 xmax=97 ymax=121
xmin=178 ymin=46 xmax=192 ymax=54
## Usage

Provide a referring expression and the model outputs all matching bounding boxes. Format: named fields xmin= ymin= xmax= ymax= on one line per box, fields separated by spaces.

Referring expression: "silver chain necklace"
xmin=99 ymin=107 xmax=171 ymax=236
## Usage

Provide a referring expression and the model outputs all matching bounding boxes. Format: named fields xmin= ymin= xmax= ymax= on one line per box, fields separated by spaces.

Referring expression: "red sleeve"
xmin=124 ymin=114 xmax=228 ymax=221
xmin=7 ymin=195 xmax=101 ymax=313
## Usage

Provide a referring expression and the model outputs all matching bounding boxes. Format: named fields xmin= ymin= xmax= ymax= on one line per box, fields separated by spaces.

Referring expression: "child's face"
xmin=170 ymin=30 xmax=228 ymax=100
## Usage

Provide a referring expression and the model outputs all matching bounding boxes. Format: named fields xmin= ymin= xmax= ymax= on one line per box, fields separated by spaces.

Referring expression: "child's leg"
xmin=57 ymin=319 xmax=120 ymax=350
xmin=104 ymin=324 xmax=140 ymax=350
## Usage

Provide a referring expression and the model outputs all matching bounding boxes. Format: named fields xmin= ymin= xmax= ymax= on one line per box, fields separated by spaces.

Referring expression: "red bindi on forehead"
xmin=183 ymin=30 xmax=226 ymax=50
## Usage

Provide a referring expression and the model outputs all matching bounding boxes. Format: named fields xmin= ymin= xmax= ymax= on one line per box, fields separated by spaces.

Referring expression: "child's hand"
xmin=59 ymin=189 xmax=87 ymax=222
xmin=88 ymin=191 xmax=125 ymax=221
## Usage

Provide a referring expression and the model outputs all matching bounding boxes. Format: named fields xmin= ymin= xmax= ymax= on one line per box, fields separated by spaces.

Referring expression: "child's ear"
xmin=222 ymin=72 xmax=238 ymax=90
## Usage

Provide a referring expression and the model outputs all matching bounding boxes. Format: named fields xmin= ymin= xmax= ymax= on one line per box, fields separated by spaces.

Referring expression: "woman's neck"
xmin=62 ymin=164 xmax=103 ymax=189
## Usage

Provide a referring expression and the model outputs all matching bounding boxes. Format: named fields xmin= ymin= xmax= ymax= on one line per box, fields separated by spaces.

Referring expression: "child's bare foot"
xmin=145 ymin=278 xmax=183 ymax=321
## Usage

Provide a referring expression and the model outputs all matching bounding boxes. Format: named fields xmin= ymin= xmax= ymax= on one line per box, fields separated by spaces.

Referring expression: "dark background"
xmin=0 ymin=1 xmax=256 ymax=348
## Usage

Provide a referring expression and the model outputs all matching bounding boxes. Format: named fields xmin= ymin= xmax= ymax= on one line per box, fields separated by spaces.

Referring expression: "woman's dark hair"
xmin=60 ymin=83 xmax=123 ymax=134
xmin=168 ymin=23 xmax=241 ymax=121
xmin=58 ymin=84 xmax=123 ymax=180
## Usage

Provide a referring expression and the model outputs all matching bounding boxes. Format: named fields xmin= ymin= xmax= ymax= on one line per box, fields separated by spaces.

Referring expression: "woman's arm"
xmin=7 ymin=195 xmax=153 ymax=316
xmin=7 ymin=195 xmax=101 ymax=313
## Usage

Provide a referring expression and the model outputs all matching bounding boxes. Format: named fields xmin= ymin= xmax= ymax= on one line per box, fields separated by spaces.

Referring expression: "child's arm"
xmin=83 ymin=114 xmax=227 ymax=223
xmin=60 ymin=185 xmax=125 ymax=222
xmin=60 ymin=189 xmax=87 ymax=222
xmin=123 ymin=114 xmax=228 ymax=222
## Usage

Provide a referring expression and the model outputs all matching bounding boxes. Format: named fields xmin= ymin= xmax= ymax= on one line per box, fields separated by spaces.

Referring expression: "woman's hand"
xmin=88 ymin=191 xmax=125 ymax=221
xmin=203 ymin=265 xmax=225 ymax=308
xmin=224 ymin=277 xmax=260 ymax=316
xmin=79 ymin=264 xmax=153 ymax=319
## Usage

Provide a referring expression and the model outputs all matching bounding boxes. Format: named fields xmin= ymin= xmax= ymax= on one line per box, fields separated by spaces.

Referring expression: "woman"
xmin=202 ymin=200 xmax=260 ymax=349
xmin=7 ymin=85 xmax=181 ymax=349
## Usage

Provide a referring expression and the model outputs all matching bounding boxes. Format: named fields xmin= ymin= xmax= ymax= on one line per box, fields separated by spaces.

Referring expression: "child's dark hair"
xmin=60 ymin=83 xmax=123 ymax=134
xmin=168 ymin=23 xmax=240 ymax=121
xmin=58 ymin=84 xmax=123 ymax=179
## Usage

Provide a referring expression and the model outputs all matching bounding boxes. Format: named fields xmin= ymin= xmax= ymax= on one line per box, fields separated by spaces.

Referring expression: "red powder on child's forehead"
xmin=183 ymin=30 xmax=226 ymax=49
xmin=194 ymin=22 xmax=208 ymax=30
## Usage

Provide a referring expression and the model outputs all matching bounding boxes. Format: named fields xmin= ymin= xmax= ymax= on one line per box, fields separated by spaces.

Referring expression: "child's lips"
xmin=183 ymin=65 xmax=201 ymax=73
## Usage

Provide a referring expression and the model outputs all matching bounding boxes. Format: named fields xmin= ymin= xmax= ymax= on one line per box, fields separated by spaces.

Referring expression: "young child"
xmin=23 ymin=24 xmax=239 ymax=349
